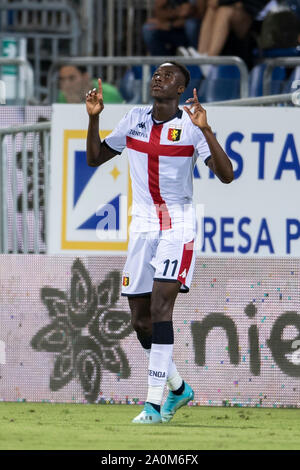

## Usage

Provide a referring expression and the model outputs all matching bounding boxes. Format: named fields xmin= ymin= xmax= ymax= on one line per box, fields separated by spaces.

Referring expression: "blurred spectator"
xmin=285 ymin=0 xmax=300 ymax=19
xmin=258 ymin=9 xmax=300 ymax=49
xmin=197 ymin=0 xmax=271 ymax=58
xmin=142 ymin=0 xmax=204 ymax=55
xmin=57 ymin=65 xmax=123 ymax=103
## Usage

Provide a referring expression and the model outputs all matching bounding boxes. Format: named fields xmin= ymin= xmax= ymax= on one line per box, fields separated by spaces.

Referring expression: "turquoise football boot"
xmin=132 ymin=402 xmax=162 ymax=424
xmin=161 ymin=382 xmax=194 ymax=423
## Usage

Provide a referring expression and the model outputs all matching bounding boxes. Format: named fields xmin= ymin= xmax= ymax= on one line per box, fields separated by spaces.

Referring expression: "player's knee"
xmin=150 ymin=300 xmax=173 ymax=323
xmin=131 ymin=317 xmax=151 ymax=336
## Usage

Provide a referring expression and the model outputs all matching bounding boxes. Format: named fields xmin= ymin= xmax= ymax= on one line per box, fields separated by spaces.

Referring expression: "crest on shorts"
xmin=168 ymin=126 xmax=182 ymax=142
xmin=122 ymin=274 xmax=130 ymax=287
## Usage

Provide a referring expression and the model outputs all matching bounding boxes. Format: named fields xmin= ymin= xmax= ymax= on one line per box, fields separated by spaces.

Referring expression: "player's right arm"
xmin=86 ymin=78 xmax=117 ymax=167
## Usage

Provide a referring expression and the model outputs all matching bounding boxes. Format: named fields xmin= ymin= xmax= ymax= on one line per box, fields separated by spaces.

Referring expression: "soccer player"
xmin=85 ymin=62 xmax=234 ymax=423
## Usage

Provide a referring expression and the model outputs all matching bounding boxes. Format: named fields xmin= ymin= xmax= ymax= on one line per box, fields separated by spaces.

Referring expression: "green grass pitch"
xmin=0 ymin=402 xmax=300 ymax=450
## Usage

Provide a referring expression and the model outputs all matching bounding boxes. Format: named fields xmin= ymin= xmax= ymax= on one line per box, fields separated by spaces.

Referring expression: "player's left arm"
xmin=184 ymin=89 xmax=234 ymax=184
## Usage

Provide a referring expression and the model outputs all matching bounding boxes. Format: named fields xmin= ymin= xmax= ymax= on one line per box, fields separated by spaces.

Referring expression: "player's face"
xmin=150 ymin=66 xmax=185 ymax=100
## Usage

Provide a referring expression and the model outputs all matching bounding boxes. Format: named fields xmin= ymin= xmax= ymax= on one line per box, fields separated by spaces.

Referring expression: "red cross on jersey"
xmin=104 ymin=106 xmax=211 ymax=231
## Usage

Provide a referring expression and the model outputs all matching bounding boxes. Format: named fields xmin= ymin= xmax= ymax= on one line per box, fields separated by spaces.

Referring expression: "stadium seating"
xmin=249 ymin=63 xmax=287 ymax=97
xmin=254 ymin=47 xmax=300 ymax=59
xmin=119 ymin=59 xmax=300 ymax=104
xmin=282 ymin=65 xmax=300 ymax=93
xmin=198 ymin=65 xmax=241 ymax=102
xmin=119 ymin=67 xmax=143 ymax=104
xmin=179 ymin=65 xmax=202 ymax=104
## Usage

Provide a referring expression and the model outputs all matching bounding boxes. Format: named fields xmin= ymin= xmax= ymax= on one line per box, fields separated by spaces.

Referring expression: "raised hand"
xmin=86 ymin=78 xmax=104 ymax=116
xmin=183 ymin=88 xmax=210 ymax=131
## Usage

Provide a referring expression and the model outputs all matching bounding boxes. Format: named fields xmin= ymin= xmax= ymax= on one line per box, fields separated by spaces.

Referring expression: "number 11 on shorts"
xmin=163 ymin=259 xmax=178 ymax=277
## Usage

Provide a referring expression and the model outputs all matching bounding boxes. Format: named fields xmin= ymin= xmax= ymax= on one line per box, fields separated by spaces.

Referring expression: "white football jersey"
xmin=104 ymin=106 xmax=211 ymax=231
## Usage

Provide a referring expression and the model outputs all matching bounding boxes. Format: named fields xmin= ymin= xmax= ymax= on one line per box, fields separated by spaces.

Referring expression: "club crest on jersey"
xmin=122 ymin=274 xmax=130 ymax=287
xmin=168 ymin=126 xmax=182 ymax=142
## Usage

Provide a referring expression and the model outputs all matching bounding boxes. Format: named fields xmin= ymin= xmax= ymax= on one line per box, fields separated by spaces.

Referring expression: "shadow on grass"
xmin=166 ymin=424 xmax=260 ymax=430
xmin=122 ymin=423 xmax=260 ymax=430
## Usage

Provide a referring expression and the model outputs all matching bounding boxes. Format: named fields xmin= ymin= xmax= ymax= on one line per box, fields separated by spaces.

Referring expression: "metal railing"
xmin=0 ymin=2 xmax=81 ymax=102
xmin=0 ymin=57 xmax=34 ymax=105
xmin=263 ymin=58 xmax=300 ymax=95
xmin=95 ymin=0 xmax=153 ymax=63
xmin=47 ymin=55 xmax=249 ymax=104
xmin=1 ymin=1 xmax=153 ymax=98
xmin=0 ymin=0 xmax=153 ymax=57
xmin=0 ymin=1 xmax=76 ymax=32
xmin=0 ymin=122 xmax=51 ymax=254
xmin=206 ymin=92 xmax=298 ymax=106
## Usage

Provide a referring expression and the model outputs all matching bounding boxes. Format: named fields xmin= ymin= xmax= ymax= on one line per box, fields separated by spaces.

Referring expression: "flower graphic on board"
xmin=31 ymin=258 xmax=133 ymax=403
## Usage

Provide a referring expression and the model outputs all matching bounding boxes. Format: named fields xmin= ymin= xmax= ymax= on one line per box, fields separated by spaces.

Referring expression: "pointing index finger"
xmin=98 ymin=78 xmax=103 ymax=98
xmin=193 ymin=88 xmax=199 ymax=103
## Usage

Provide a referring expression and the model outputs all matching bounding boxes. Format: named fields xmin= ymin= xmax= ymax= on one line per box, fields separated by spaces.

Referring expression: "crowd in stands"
xmin=140 ymin=0 xmax=300 ymax=101
xmin=1 ymin=0 xmax=300 ymax=103
xmin=143 ymin=0 xmax=300 ymax=67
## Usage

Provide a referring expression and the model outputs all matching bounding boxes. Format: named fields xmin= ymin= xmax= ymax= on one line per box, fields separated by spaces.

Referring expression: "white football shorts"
xmin=121 ymin=227 xmax=196 ymax=297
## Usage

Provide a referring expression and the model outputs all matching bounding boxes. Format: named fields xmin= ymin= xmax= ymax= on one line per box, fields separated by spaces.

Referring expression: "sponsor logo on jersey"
xmin=149 ymin=370 xmax=166 ymax=378
xmin=122 ymin=274 xmax=130 ymax=286
xmin=129 ymin=128 xmax=148 ymax=138
xmin=137 ymin=122 xmax=146 ymax=129
xmin=168 ymin=126 xmax=182 ymax=142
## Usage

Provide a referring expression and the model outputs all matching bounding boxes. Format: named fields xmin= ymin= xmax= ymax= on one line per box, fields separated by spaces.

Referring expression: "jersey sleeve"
xmin=192 ymin=125 xmax=211 ymax=163
xmin=104 ymin=109 xmax=132 ymax=155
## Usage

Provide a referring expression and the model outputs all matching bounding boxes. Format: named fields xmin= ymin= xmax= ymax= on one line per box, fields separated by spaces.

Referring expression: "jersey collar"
xmin=147 ymin=108 xmax=183 ymax=125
